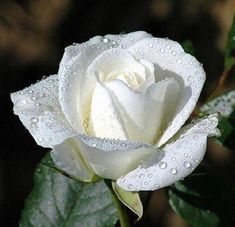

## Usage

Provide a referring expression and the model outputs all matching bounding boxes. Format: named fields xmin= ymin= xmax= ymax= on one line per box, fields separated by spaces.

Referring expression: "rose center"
xmin=105 ymin=70 xmax=144 ymax=90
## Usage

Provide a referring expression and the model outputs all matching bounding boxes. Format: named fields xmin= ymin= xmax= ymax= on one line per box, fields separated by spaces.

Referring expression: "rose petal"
xmin=90 ymin=81 xmax=128 ymax=140
xmin=59 ymin=31 xmax=152 ymax=74
xmin=105 ymin=31 xmax=152 ymax=49
xmin=87 ymin=48 xmax=146 ymax=81
xmin=116 ymin=113 xmax=220 ymax=191
xmin=75 ymin=134 xmax=156 ymax=180
xmin=58 ymin=43 xmax=110 ymax=131
xmin=38 ymin=111 xmax=75 ymax=146
xmin=51 ymin=139 xmax=96 ymax=182
xmin=11 ymin=75 xmax=73 ymax=148
xmin=59 ymin=36 xmax=102 ymax=73
xmin=105 ymin=78 xmax=180 ymax=144
xmin=128 ymin=38 xmax=206 ymax=147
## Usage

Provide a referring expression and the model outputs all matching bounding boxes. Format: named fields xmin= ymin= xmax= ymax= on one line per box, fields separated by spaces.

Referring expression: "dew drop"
xmin=35 ymin=102 xmax=40 ymax=108
xmin=148 ymin=173 xmax=152 ymax=178
xmin=154 ymin=184 xmax=160 ymax=189
xmin=128 ymin=184 xmax=133 ymax=189
xmin=183 ymin=161 xmax=192 ymax=169
xmin=30 ymin=117 xmax=38 ymax=123
xmin=177 ymin=59 xmax=182 ymax=64
xmin=166 ymin=44 xmax=171 ymax=49
xmin=38 ymin=137 xmax=44 ymax=142
xmin=187 ymin=76 xmax=192 ymax=82
xmin=16 ymin=99 xmax=28 ymax=107
xmin=170 ymin=168 xmax=178 ymax=175
xmin=159 ymin=162 xmax=167 ymax=169
xmin=184 ymin=153 xmax=188 ymax=157
xmin=171 ymin=51 xmax=176 ymax=56
xmin=30 ymin=96 xmax=37 ymax=101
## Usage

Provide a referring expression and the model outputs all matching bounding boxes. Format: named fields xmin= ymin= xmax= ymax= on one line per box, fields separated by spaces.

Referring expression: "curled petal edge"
xmin=116 ymin=113 xmax=220 ymax=191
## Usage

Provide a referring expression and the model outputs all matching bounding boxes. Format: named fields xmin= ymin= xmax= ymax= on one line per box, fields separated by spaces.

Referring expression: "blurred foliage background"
xmin=0 ymin=0 xmax=235 ymax=226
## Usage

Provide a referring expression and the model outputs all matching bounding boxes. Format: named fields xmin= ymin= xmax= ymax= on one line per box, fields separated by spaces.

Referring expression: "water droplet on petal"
xmin=177 ymin=59 xmax=182 ymax=64
xmin=128 ymin=184 xmax=133 ymax=189
xmin=170 ymin=168 xmax=178 ymax=175
xmin=159 ymin=162 xmax=167 ymax=169
xmin=16 ymin=99 xmax=28 ymax=107
xmin=166 ymin=44 xmax=171 ymax=49
xmin=38 ymin=137 xmax=44 ymax=142
xmin=183 ymin=161 xmax=192 ymax=169
xmin=30 ymin=117 xmax=38 ymax=123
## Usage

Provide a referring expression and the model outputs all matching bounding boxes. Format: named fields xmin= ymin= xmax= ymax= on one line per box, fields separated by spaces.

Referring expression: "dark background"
xmin=0 ymin=0 xmax=234 ymax=226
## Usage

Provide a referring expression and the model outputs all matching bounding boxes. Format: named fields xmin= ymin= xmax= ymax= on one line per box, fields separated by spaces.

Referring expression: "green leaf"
xmin=200 ymin=90 xmax=235 ymax=149
xmin=112 ymin=182 xmax=143 ymax=221
xmin=181 ymin=40 xmax=194 ymax=55
xmin=20 ymin=154 xmax=119 ymax=227
xmin=167 ymin=168 xmax=235 ymax=227
xmin=224 ymin=16 xmax=235 ymax=70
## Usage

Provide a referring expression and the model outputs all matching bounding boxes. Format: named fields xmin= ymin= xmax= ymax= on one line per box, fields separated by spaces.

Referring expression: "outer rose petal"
xmin=128 ymin=37 xmax=206 ymax=147
xmin=105 ymin=31 xmax=152 ymax=49
xmin=116 ymin=113 xmax=220 ymax=191
xmin=59 ymin=31 xmax=152 ymax=71
xmin=75 ymin=134 xmax=156 ymax=180
xmin=59 ymin=36 xmax=102 ymax=73
xmin=51 ymin=139 xmax=96 ymax=182
xmin=11 ymin=75 xmax=74 ymax=148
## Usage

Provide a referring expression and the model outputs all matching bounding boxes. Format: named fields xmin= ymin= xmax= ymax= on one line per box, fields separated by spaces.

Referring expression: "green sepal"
xmin=42 ymin=157 xmax=101 ymax=183
xmin=112 ymin=182 xmax=143 ymax=221
xmin=181 ymin=40 xmax=194 ymax=55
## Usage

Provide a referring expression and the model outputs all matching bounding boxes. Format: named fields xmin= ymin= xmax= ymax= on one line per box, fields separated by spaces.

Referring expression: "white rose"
xmin=11 ymin=31 xmax=219 ymax=191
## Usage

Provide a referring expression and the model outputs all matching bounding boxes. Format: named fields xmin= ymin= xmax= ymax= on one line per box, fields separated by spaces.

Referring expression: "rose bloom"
xmin=11 ymin=31 xmax=219 ymax=191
